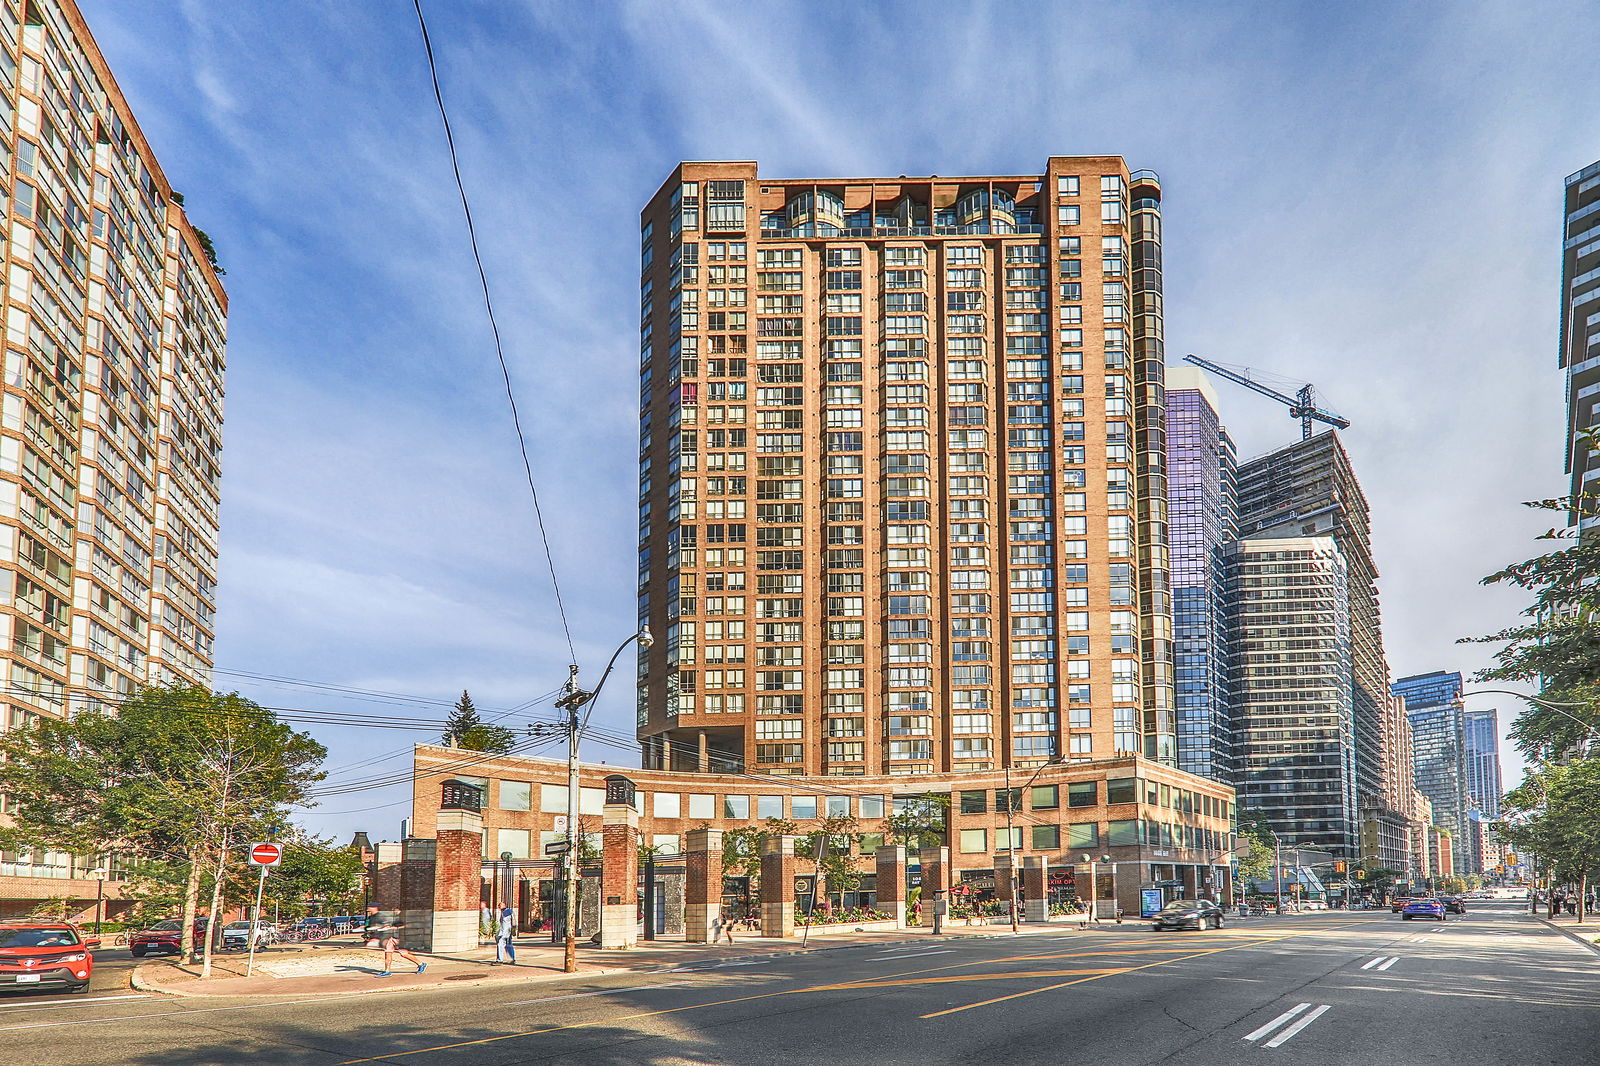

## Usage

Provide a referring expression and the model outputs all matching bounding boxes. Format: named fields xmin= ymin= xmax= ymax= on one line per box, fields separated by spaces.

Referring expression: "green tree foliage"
xmin=1496 ymin=759 xmax=1600 ymax=921
xmin=442 ymin=690 xmax=516 ymax=753
xmin=885 ymin=792 xmax=949 ymax=851
xmin=261 ymin=836 xmax=367 ymax=918
xmin=1234 ymin=809 xmax=1278 ymax=882
xmin=1464 ymin=481 xmax=1600 ymax=761
xmin=0 ymin=685 xmax=325 ymax=967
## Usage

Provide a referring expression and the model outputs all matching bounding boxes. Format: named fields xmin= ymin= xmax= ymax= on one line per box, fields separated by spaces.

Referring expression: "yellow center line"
xmin=337 ymin=930 xmax=1305 ymax=1063
xmin=811 ymin=968 xmax=1127 ymax=991
xmin=920 ymin=933 xmax=1303 ymax=1019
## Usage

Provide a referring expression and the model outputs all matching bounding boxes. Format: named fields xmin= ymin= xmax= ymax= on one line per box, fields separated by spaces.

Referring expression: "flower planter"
xmin=794 ymin=919 xmax=900 ymax=932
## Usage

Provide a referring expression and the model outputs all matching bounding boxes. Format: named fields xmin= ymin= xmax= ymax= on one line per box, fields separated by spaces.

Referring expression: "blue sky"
xmin=80 ymin=0 xmax=1600 ymax=841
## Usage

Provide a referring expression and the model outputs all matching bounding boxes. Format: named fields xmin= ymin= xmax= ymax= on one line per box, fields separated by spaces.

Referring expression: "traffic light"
xmin=1334 ymin=861 xmax=1347 ymax=873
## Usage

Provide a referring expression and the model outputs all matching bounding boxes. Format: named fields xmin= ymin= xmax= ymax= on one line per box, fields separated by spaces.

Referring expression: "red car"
xmin=129 ymin=918 xmax=207 ymax=957
xmin=0 ymin=922 xmax=97 ymax=993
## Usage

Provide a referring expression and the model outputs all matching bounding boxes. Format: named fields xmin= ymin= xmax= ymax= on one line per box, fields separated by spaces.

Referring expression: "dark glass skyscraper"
xmin=1560 ymin=158 xmax=1600 ymax=532
xmin=1393 ymin=671 xmax=1468 ymax=875
xmin=1165 ymin=367 xmax=1236 ymax=782
xmin=1462 ymin=707 xmax=1503 ymax=819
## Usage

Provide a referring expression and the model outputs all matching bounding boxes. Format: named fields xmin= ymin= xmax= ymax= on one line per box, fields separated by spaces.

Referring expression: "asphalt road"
xmin=0 ymin=900 xmax=1592 ymax=1066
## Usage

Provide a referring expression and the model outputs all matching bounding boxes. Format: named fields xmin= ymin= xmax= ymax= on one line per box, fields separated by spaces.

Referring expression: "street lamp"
xmin=1002 ymin=757 xmax=1061 ymax=932
xmin=553 ymin=625 xmax=653 ymax=974
xmin=1463 ymin=689 xmax=1600 ymax=740
xmin=90 ymin=867 xmax=107 ymax=935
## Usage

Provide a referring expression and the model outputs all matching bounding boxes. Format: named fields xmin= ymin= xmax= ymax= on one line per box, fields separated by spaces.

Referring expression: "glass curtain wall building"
xmin=1164 ymin=366 xmax=1235 ymax=783
xmin=1225 ymin=537 xmax=1357 ymax=857
xmin=1560 ymin=158 xmax=1600 ymax=533
xmin=1392 ymin=671 xmax=1468 ymax=875
xmin=1462 ymin=707 xmax=1502 ymax=819
xmin=636 ymin=159 xmax=1176 ymax=776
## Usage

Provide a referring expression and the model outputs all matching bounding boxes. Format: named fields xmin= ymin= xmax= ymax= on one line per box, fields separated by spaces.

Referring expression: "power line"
xmin=410 ymin=0 xmax=576 ymax=664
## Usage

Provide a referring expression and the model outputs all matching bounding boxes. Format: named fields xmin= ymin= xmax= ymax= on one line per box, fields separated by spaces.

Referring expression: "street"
xmin=0 ymin=899 xmax=1591 ymax=1065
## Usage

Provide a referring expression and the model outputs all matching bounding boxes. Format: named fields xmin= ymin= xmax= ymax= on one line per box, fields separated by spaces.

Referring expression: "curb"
xmin=1532 ymin=915 xmax=1600 ymax=958
xmin=126 ymin=924 xmax=1081 ymax=999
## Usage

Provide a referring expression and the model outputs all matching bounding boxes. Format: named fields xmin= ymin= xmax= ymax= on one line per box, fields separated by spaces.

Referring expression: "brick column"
xmin=760 ymin=835 xmax=796 ymax=938
xmin=1022 ymin=856 xmax=1049 ymax=923
xmin=430 ymin=809 xmax=484 ymax=953
xmin=919 ymin=846 xmax=950 ymax=898
xmin=600 ymin=803 xmax=640 ymax=949
xmin=372 ymin=841 xmax=403 ymax=910
xmin=399 ymin=838 xmax=436 ymax=951
xmin=874 ymin=845 xmax=908 ymax=928
xmin=684 ymin=828 xmax=724 ymax=943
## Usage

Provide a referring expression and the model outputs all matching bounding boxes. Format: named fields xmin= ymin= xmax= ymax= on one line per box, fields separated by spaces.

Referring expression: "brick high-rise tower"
xmin=636 ymin=159 xmax=1174 ymax=776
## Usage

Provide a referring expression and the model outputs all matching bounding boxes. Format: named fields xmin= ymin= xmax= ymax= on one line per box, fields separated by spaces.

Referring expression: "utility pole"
xmin=551 ymin=626 xmax=654 ymax=975
xmin=1275 ymin=837 xmax=1284 ymax=915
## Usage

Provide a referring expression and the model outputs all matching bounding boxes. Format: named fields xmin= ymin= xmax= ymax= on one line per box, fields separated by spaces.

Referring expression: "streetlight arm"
xmin=1463 ymin=689 xmax=1600 ymax=737
xmin=567 ymin=627 xmax=653 ymax=735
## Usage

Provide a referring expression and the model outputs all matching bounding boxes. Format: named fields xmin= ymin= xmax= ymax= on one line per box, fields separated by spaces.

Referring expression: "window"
xmin=959 ymin=828 xmax=988 ymax=854
xmin=826 ymin=795 xmax=851 ymax=818
xmin=1108 ymin=820 xmax=1140 ymax=847
xmin=1068 ymin=781 xmax=1098 ymax=808
xmin=499 ymin=780 xmax=532 ymax=811
xmin=792 ymin=795 xmax=818 ymax=819
xmin=654 ymin=792 xmax=681 ymax=818
xmin=757 ymin=795 xmax=785 ymax=819
xmin=959 ymin=789 xmax=987 ymax=814
xmin=1106 ymin=778 xmax=1137 ymax=805
xmin=1056 ymin=175 xmax=1079 ymax=195
xmin=1030 ymin=785 xmax=1059 ymax=810
xmin=859 ymin=795 xmax=885 ymax=818
xmin=723 ymin=795 xmax=750 ymax=819
xmin=496 ymin=829 xmax=531 ymax=860
xmin=1031 ymin=824 xmax=1061 ymax=850
xmin=1066 ymin=822 xmax=1099 ymax=849
xmin=688 ymin=794 xmax=715 ymax=819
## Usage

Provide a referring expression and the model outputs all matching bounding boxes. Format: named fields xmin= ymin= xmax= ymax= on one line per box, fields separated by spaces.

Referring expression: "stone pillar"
xmin=874 ymin=845 xmax=908 ymax=928
xmin=1022 ymin=856 xmax=1049 ymax=923
xmin=430 ymin=806 xmax=484 ymax=953
xmin=684 ymin=827 xmax=724 ymax=943
xmin=372 ymin=841 xmax=403 ymax=910
xmin=600 ymin=803 xmax=640 ymax=949
xmin=399 ymin=838 xmax=436 ymax=951
xmin=760 ymin=835 xmax=796 ymax=938
xmin=994 ymin=851 xmax=1017 ymax=912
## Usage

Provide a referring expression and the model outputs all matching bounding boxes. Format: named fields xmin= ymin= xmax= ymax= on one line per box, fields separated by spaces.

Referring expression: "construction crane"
xmin=1182 ymin=354 xmax=1350 ymax=440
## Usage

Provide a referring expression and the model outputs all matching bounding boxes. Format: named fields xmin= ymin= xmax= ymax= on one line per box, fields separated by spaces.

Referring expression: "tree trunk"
xmin=200 ymin=842 xmax=227 ymax=978
xmin=179 ymin=857 xmax=203 ymax=966
xmin=1580 ymin=870 xmax=1589 ymax=925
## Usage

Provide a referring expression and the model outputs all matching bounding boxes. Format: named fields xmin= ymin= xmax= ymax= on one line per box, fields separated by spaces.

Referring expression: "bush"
xmin=796 ymin=906 xmax=890 ymax=926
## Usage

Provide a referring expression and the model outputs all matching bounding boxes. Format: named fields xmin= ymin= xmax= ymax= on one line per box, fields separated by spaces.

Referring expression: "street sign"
xmin=553 ymin=816 xmax=569 ymax=832
xmin=248 ymin=842 xmax=284 ymax=867
xmin=544 ymin=841 xmax=571 ymax=855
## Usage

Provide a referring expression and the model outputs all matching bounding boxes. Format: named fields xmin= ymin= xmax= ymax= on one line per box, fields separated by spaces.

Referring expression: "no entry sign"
xmin=248 ymin=842 xmax=284 ymax=866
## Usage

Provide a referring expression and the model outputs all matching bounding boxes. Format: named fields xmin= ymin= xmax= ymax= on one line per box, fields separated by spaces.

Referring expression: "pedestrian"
xmin=364 ymin=904 xmax=426 ymax=978
xmin=713 ymin=909 xmax=735 ymax=945
xmin=495 ymin=906 xmax=516 ymax=965
xmin=911 ymin=898 xmax=922 ymax=926
xmin=1551 ymin=891 xmax=1565 ymax=917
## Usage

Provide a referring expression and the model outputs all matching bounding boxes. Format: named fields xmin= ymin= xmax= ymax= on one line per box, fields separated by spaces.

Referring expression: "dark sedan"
xmin=1152 ymin=899 xmax=1226 ymax=931
xmin=1401 ymin=898 xmax=1447 ymax=921
xmin=1437 ymin=895 xmax=1467 ymax=914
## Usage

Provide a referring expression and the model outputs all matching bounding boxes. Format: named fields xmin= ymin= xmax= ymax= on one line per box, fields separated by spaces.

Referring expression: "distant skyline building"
xmin=1164 ymin=366 xmax=1236 ymax=783
xmin=1462 ymin=707 xmax=1503 ymax=819
xmin=1225 ymin=536 xmax=1358 ymax=858
xmin=1393 ymin=671 xmax=1470 ymax=875
xmin=636 ymin=158 xmax=1176 ymax=775
xmin=1560 ymin=157 xmax=1600 ymax=531
xmin=0 ymin=0 xmax=227 ymax=912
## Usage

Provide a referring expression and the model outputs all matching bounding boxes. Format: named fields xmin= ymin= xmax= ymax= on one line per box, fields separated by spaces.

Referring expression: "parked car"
xmin=0 ymin=922 xmax=97 ymax=993
xmin=1438 ymin=895 xmax=1467 ymax=914
xmin=1152 ymin=899 xmax=1227 ymax=931
xmin=220 ymin=921 xmax=275 ymax=951
xmin=1401 ymin=898 xmax=1447 ymax=921
xmin=1390 ymin=896 xmax=1415 ymax=913
xmin=129 ymin=918 xmax=207 ymax=957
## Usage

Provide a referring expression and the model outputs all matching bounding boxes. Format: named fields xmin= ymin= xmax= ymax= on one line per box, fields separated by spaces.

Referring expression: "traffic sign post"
xmin=245 ymin=842 xmax=282 ymax=977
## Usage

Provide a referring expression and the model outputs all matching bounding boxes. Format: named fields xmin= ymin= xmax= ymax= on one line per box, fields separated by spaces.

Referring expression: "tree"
xmin=1464 ymin=475 xmax=1600 ymax=762
xmin=0 ymin=685 xmax=325 ymax=970
xmin=885 ymin=792 xmax=949 ymax=851
xmin=442 ymin=690 xmax=516 ymax=754
xmin=262 ymin=836 xmax=367 ymax=919
xmin=1497 ymin=759 xmax=1600 ymax=923
xmin=1234 ymin=810 xmax=1277 ymax=883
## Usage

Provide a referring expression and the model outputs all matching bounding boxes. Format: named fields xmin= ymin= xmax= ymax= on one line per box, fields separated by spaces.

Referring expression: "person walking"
xmin=495 ymin=907 xmax=517 ymax=965
xmin=364 ymin=904 xmax=426 ymax=978
xmin=713 ymin=908 xmax=736 ymax=945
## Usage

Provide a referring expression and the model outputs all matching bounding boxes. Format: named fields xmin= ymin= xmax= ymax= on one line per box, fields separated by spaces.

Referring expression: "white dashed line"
xmin=1244 ymin=1003 xmax=1310 ymax=1042
xmin=1264 ymin=1004 xmax=1331 ymax=1047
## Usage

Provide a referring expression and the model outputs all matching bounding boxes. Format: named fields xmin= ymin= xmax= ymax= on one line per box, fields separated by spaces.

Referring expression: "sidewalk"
xmin=130 ymin=922 xmax=1083 ymax=999
xmin=1532 ymin=910 xmax=1600 ymax=955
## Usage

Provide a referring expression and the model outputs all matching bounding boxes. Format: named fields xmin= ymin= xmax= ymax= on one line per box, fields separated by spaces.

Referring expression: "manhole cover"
xmin=443 ymin=973 xmax=487 ymax=981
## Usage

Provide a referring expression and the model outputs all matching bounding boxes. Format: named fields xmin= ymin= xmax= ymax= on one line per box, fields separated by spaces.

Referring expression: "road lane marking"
xmin=1376 ymin=957 xmax=1399 ymax=971
xmin=506 ymin=982 xmax=688 ymax=1006
xmin=1243 ymin=1002 xmax=1310 ymax=1041
xmin=0 ymin=993 xmax=148 ymax=1012
xmin=1360 ymin=958 xmax=1382 ymax=970
xmin=0 ymin=997 xmax=347 ymax=1033
xmin=1264 ymin=1004 xmax=1331 ymax=1047
xmin=874 ymin=950 xmax=955 ymax=960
